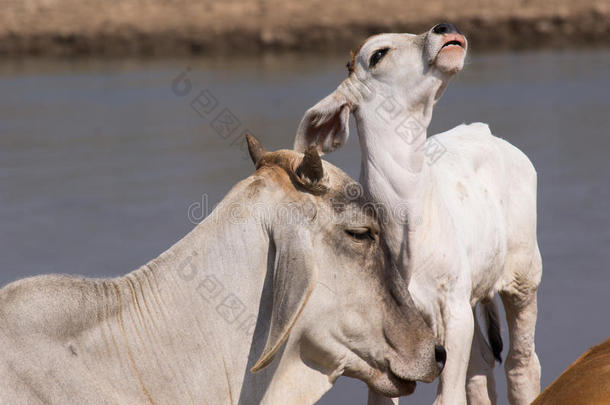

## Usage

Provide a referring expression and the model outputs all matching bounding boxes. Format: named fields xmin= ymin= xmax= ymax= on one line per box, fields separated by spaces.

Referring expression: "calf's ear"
xmin=294 ymin=89 xmax=351 ymax=155
xmin=251 ymin=227 xmax=317 ymax=372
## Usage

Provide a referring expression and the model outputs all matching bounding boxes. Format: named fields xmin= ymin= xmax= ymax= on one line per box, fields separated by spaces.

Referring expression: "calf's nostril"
xmin=434 ymin=344 xmax=447 ymax=371
xmin=432 ymin=23 xmax=460 ymax=35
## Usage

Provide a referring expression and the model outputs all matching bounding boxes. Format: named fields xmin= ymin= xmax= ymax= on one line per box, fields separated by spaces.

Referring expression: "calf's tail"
xmin=483 ymin=299 xmax=503 ymax=363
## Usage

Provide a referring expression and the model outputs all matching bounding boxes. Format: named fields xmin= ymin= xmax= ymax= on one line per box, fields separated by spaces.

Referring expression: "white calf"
xmin=295 ymin=23 xmax=542 ymax=405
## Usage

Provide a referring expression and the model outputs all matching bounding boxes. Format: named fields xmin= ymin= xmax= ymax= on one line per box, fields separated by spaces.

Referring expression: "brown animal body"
xmin=532 ymin=339 xmax=610 ymax=405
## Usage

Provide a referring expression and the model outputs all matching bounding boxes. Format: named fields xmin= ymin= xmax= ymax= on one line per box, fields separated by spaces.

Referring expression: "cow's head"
xmin=246 ymin=135 xmax=444 ymax=396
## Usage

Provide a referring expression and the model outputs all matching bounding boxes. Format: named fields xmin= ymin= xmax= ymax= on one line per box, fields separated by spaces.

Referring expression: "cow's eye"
xmin=369 ymin=48 xmax=390 ymax=68
xmin=345 ymin=227 xmax=375 ymax=242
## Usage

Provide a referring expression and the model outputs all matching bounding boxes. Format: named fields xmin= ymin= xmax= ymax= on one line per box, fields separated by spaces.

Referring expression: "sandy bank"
xmin=1 ymin=0 xmax=609 ymax=56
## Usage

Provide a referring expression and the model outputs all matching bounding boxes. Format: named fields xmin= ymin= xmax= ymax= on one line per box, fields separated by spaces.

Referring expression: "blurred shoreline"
xmin=1 ymin=0 xmax=609 ymax=56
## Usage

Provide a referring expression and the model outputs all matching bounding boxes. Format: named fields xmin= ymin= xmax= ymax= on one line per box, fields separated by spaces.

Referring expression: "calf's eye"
xmin=369 ymin=48 xmax=390 ymax=68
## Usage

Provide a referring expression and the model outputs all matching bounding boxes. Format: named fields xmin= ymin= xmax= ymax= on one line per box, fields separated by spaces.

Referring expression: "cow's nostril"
xmin=432 ymin=23 xmax=460 ymax=35
xmin=434 ymin=344 xmax=447 ymax=371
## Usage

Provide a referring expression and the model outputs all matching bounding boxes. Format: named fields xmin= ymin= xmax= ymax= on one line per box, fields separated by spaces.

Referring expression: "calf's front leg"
xmin=466 ymin=312 xmax=497 ymax=405
xmin=434 ymin=299 xmax=474 ymax=405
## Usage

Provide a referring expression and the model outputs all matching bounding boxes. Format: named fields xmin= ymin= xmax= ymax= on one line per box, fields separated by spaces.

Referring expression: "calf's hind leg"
xmin=500 ymin=249 xmax=542 ymax=405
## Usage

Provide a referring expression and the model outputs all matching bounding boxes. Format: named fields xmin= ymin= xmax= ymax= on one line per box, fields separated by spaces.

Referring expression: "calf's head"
xmin=294 ymin=23 xmax=467 ymax=154
xmin=246 ymin=135 xmax=444 ymax=396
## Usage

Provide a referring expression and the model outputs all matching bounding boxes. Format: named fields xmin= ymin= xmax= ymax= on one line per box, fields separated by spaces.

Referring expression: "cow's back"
xmin=532 ymin=339 xmax=610 ymax=405
xmin=0 ymin=275 xmax=122 ymax=404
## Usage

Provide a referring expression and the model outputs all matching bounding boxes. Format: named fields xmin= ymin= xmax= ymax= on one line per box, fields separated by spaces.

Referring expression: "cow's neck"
xmin=95 ymin=181 xmax=331 ymax=404
xmin=355 ymin=89 xmax=436 ymax=269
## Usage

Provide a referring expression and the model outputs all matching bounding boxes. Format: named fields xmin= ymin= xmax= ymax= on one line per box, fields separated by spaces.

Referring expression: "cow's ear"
xmin=294 ymin=89 xmax=351 ymax=155
xmin=250 ymin=227 xmax=317 ymax=372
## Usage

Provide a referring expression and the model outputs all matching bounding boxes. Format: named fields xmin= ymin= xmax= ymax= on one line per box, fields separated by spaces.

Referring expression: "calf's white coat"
xmin=295 ymin=27 xmax=542 ymax=405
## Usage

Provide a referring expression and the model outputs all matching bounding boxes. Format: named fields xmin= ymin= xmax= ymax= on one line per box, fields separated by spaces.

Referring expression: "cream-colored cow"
xmin=0 ymin=136 xmax=444 ymax=405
